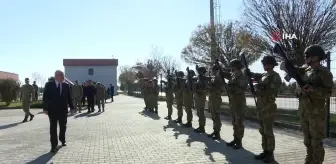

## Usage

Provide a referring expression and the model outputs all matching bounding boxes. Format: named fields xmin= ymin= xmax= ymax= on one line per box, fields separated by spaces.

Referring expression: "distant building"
xmin=0 ymin=71 xmax=19 ymax=81
xmin=63 ymin=59 xmax=118 ymax=94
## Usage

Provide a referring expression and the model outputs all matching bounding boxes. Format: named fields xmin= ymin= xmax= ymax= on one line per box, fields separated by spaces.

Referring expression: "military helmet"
xmin=177 ymin=71 xmax=184 ymax=78
xmin=187 ymin=69 xmax=196 ymax=77
xmin=304 ymin=45 xmax=326 ymax=60
xmin=229 ymin=59 xmax=243 ymax=69
xmin=197 ymin=67 xmax=207 ymax=74
xmin=261 ymin=55 xmax=278 ymax=66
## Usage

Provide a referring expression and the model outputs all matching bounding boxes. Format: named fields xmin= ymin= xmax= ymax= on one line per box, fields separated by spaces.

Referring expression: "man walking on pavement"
xmin=43 ymin=70 xmax=74 ymax=153
xmin=109 ymin=84 xmax=114 ymax=102
xmin=32 ymin=81 xmax=38 ymax=101
xmin=20 ymin=78 xmax=35 ymax=123
xmin=96 ymin=82 xmax=106 ymax=112
xmin=72 ymin=80 xmax=83 ymax=113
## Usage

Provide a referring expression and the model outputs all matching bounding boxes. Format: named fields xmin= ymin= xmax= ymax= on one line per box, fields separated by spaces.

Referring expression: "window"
xmin=88 ymin=68 xmax=94 ymax=75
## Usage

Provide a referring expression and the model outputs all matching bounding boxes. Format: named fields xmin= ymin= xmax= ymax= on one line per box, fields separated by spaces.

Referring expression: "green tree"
xmin=0 ymin=79 xmax=20 ymax=105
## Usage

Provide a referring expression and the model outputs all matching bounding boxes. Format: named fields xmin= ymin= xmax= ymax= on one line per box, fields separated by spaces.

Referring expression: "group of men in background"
xmin=139 ymin=78 xmax=159 ymax=114
xmin=72 ymin=80 xmax=115 ymax=114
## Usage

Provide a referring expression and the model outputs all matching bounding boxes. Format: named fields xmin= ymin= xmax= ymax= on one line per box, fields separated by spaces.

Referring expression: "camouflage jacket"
xmin=208 ymin=73 xmax=223 ymax=98
xmin=21 ymin=84 xmax=35 ymax=99
xmin=222 ymin=70 xmax=248 ymax=96
xmin=72 ymin=84 xmax=83 ymax=98
xmin=96 ymin=85 xmax=106 ymax=99
xmin=251 ymin=70 xmax=281 ymax=105
xmin=297 ymin=66 xmax=333 ymax=111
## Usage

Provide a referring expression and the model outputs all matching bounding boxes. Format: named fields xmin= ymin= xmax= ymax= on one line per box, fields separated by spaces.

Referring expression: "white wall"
xmin=64 ymin=65 xmax=118 ymax=94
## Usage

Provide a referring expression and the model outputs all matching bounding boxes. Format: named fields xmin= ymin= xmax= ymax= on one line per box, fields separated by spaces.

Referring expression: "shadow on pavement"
xmin=0 ymin=122 xmax=22 ymax=130
xmin=73 ymin=112 xmax=89 ymax=118
xmin=26 ymin=146 xmax=62 ymax=164
xmin=87 ymin=112 xmax=102 ymax=117
xmin=163 ymin=121 xmax=268 ymax=163
xmin=139 ymin=109 xmax=160 ymax=120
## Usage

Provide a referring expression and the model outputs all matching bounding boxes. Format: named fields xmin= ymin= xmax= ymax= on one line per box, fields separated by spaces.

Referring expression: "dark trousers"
xmin=48 ymin=114 xmax=67 ymax=148
xmin=111 ymin=94 xmax=114 ymax=102
xmin=81 ymin=96 xmax=86 ymax=106
xmin=87 ymin=97 xmax=95 ymax=111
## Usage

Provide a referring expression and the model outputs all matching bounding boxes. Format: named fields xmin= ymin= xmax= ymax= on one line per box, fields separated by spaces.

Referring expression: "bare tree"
xmin=31 ymin=72 xmax=44 ymax=87
xmin=243 ymin=0 xmax=336 ymax=65
xmin=160 ymin=55 xmax=181 ymax=76
xmin=118 ymin=65 xmax=136 ymax=85
xmin=181 ymin=21 xmax=269 ymax=67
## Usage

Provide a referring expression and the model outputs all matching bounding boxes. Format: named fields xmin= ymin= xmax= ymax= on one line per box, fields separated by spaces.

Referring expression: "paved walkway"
xmin=0 ymin=95 xmax=335 ymax=164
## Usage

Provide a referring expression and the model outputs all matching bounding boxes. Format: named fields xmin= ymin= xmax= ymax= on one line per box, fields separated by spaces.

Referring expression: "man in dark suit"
xmin=43 ymin=70 xmax=74 ymax=153
xmin=86 ymin=80 xmax=96 ymax=113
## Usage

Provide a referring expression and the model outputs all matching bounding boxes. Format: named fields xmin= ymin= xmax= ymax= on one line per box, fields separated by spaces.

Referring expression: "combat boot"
xmin=98 ymin=108 xmax=101 ymax=112
xmin=29 ymin=114 xmax=34 ymax=121
xmin=226 ymin=137 xmax=237 ymax=147
xmin=194 ymin=126 xmax=205 ymax=133
xmin=102 ymin=108 xmax=105 ymax=112
xmin=164 ymin=115 xmax=172 ymax=120
xmin=173 ymin=117 xmax=182 ymax=123
xmin=262 ymin=151 xmax=274 ymax=163
xmin=233 ymin=138 xmax=242 ymax=149
xmin=182 ymin=121 xmax=192 ymax=128
xmin=212 ymin=131 xmax=221 ymax=140
xmin=254 ymin=151 xmax=266 ymax=160
xmin=22 ymin=115 xmax=28 ymax=123
xmin=154 ymin=109 xmax=158 ymax=114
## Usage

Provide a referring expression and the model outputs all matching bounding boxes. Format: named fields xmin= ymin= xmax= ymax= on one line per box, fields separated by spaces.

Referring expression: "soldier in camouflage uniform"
xmin=32 ymin=81 xmax=38 ymax=101
xmin=219 ymin=59 xmax=248 ymax=148
xmin=247 ymin=56 xmax=281 ymax=163
xmin=193 ymin=67 xmax=208 ymax=133
xmin=20 ymin=78 xmax=35 ymax=122
xmin=281 ymin=45 xmax=333 ymax=164
xmin=141 ymin=78 xmax=149 ymax=110
xmin=173 ymin=71 xmax=185 ymax=123
xmin=207 ymin=65 xmax=224 ymax=139
xmin=153 ymin=79 xmax=160 ymax=114
xmin=96 ymin=82 xmax=106 ymax=112
xmin=182 ymin=70 xmax=195 ymax=128
xmin=161 ymin=75 xmax=174 ymax=120
xmin=72 ymin=80 xmax=83 ymax=113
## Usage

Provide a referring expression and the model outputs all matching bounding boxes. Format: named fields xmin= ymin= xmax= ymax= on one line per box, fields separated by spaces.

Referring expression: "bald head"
xmin=54 ymin=70 xmax=64 ymax=83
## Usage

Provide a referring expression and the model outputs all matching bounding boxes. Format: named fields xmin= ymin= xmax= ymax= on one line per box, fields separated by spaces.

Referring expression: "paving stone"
xmin=0 ymin=95 xmax=335 ymax=164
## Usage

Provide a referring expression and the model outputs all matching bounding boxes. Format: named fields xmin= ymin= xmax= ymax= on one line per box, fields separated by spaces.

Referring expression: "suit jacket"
xmin=43 ymin=81 xmax=74 ymax=116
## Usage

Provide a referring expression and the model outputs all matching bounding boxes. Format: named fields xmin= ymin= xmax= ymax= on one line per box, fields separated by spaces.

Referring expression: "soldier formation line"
xmin=139 ymin=44 xmax=332 ymax=164
xmin=17 ymin=44 xmax=332 ymax=164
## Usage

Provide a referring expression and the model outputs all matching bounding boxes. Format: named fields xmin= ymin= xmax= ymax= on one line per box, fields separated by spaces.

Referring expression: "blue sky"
xmin=0 ymin=0 xmax=313 ymax=85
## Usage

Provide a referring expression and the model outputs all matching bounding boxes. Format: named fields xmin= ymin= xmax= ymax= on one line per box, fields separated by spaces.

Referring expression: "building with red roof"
xmin=0 ymin=71 xmax=19 ymax=81
xmin=63 ymin=59 xmax=118 ymax=92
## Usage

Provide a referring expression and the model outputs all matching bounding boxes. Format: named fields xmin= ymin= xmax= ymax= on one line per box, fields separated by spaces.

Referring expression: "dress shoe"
xmin=29 ymin=115 xmax=34 ymax=121
xmin=50 ymin=148 xmax=57 ymax=153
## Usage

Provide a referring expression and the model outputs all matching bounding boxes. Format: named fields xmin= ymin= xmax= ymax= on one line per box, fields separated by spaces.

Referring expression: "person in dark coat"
xmin=86 ymin=80 xmax=96 ymax=113
xmin=43 ymin=70 xmax=74 ymax=153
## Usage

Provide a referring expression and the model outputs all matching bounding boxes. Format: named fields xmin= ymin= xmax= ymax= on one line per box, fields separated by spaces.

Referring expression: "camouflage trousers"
xmin=210 ymin=96 xmax=222 ymax=132
xmin=257 ymin=103 xmax=276 ymax=152
xmin=143 ymin=95 xmax=148 ymax=108
xmin=230 ymin=96 xmax=246 ymax=139
xmin=299 ymin=102 xmax=325 ymax=164
xmin=22 ymin=99 xmax=32 ymax=117
xmin=166 ymin=93 xmax=174 ymax=116
xmin=176 ymin=101 xmax=183 ymax=118
xmin=195 ymin=93 xmax=206 ymax=127
xmin=183 ymin=97 xmax=193 ymax=122
xmin=73 ymin=97 xmax=82 ymax=111
xmin=97 ymin=98 xmax=105 ymax=110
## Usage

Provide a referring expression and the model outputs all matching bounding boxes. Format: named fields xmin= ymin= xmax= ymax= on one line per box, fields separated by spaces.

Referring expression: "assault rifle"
xmin=241 ymin=52 xmax=258 ymax=106
xmin=272 ymin=43 xmax=312 ymax=102
xmin=215 ymin=58 xmax=230 ymax=101
xmin=186 ymin=67 xmax=195 ymax=109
